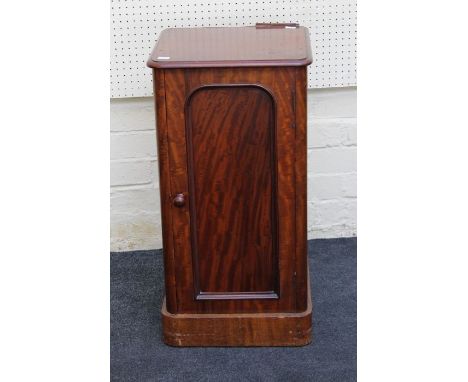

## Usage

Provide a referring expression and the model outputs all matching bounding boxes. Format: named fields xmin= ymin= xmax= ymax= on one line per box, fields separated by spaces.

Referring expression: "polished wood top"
xmin=147 ymin=26 xmax=312 ymax=69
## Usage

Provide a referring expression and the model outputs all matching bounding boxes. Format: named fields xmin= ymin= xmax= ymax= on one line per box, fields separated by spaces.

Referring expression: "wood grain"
xmin=162 ymin=270 xmax=312 ymax=347
xmin=163 ymin=67 xmax=299 ymax=314
xmin=153 ymin=69 xmax=178 ymax=313
xmin=294 ymin=66 xmax=309 ymax=311
xmin=186 ymin=85 xmax=278 ymax=300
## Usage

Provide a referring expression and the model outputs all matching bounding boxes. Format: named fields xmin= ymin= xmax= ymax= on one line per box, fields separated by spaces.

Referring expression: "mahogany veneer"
xmin=147 ymin=25 xmax=313 ymax=346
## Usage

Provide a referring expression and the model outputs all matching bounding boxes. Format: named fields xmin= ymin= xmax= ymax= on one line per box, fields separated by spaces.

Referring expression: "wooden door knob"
xmin=173 ymin=193 xmax=185 ymax=207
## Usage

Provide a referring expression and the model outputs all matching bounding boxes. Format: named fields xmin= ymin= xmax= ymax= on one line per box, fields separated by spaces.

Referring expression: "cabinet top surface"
xmin=147 ymin=26 xmax=312 ymax=69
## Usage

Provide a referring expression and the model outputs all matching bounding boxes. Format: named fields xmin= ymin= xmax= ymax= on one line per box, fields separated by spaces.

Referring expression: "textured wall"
xmin=110 ymin=87 xmax=356 ymax=251
xmin=110 ymin=0 xmax=357 ymax=97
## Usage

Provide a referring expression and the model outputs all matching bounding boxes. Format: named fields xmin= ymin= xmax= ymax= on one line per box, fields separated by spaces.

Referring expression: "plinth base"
xmin=161 ymin=287 xmax=312 ymax=347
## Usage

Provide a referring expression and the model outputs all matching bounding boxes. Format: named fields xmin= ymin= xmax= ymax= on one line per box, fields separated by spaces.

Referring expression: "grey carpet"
xmin=111 ymin=237 xmax=356 ymax=382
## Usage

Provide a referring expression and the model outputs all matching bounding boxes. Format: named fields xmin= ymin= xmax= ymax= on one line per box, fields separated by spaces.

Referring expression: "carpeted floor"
xmin=111 ymin=237 xmax=356 ymax=382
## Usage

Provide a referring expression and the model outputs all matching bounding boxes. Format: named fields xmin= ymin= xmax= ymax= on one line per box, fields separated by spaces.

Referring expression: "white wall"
xmin=110 ymin=87 xmax=356 ymax=251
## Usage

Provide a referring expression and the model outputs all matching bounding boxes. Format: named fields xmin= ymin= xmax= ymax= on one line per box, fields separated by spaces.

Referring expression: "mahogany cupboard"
xmin=147 ymin=25 xmax=313 ymax=346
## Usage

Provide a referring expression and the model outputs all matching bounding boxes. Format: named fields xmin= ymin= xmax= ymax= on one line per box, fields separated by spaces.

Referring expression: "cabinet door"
xmin=162 ymin=67 xmax=301 ymax=314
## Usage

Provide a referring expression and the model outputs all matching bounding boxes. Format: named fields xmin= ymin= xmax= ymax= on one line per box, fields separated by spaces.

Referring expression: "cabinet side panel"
xmin=294 ymin=66 xmax=309 ymax=312
xmin=153 ymin=69 xmax=177 ymax=313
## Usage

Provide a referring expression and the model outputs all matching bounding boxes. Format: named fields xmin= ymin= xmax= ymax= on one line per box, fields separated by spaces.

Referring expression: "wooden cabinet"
xmin=147 ymin=25 xmax=312 ymax=346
